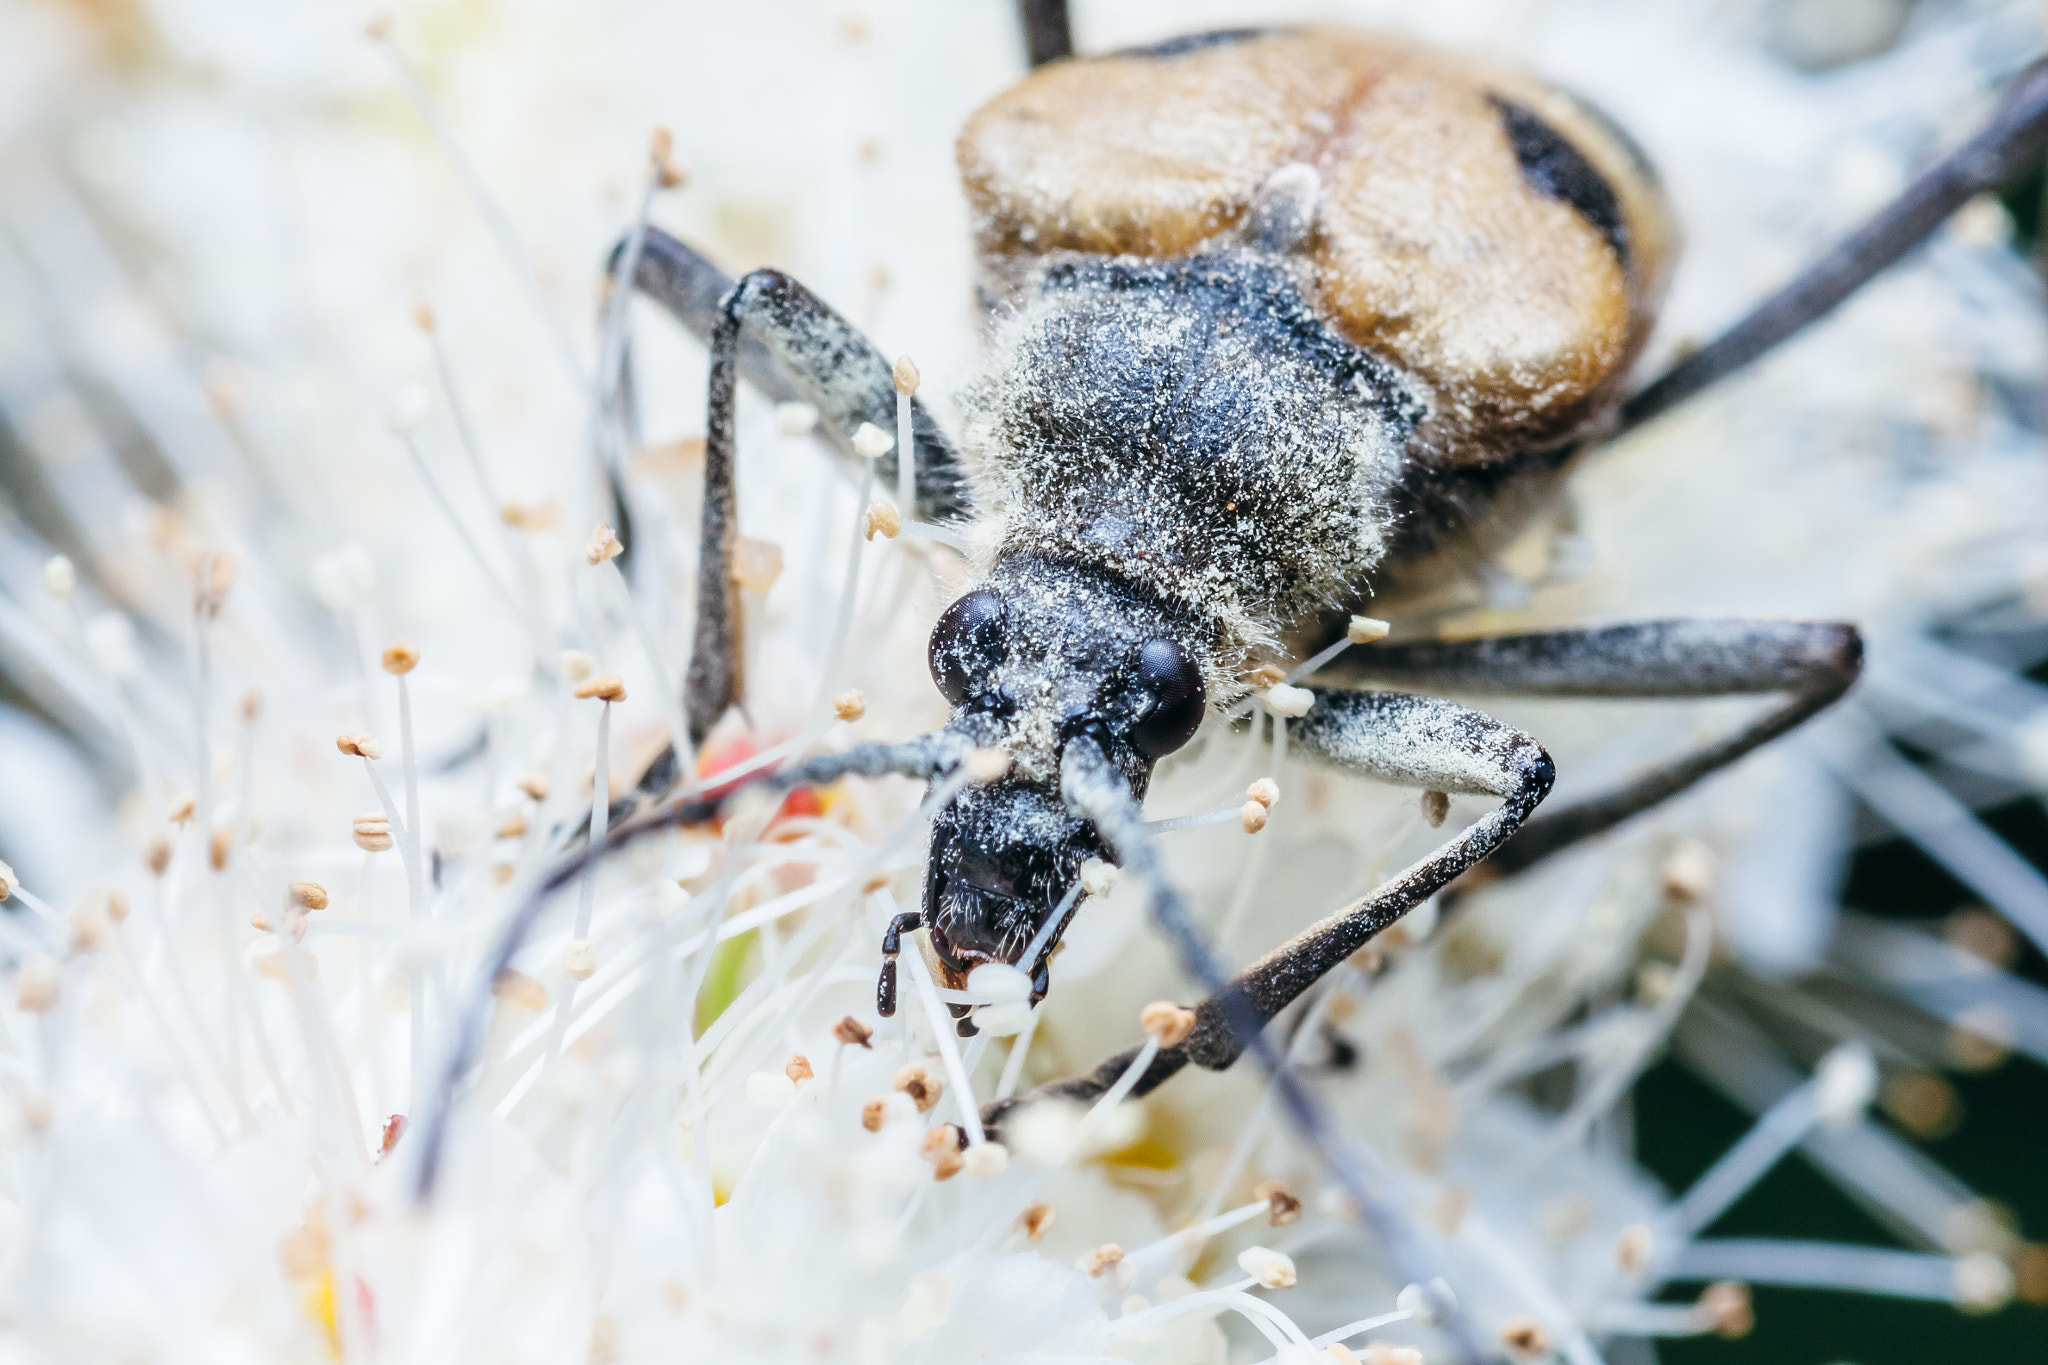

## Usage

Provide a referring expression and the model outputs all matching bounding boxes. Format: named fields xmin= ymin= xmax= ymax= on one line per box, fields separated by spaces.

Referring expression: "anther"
xmin=923 ymin=1124 xmax=966 ymax=1180
xmin=852 ymin=422 xmax=895 ymax=459
xmin=649 ymin=127 xmax=686 ymax=188
xmin=240 ymin=690 xmax=263 ymax=723
xmin=775 ymin=402 xmax=819 ymax=436
xmin=145 ymin=840 xmax=172 ymax=877
xmin=894 ymin=355 xmax=920 ymax=395
xmin=516 ymin=775 xmax=549 ymax=802
xmin=1247 ymin=778 xmax=1281 ymax=809
xmin=1236 ymin=1245 xmax=1297 ymax=1289
xmin=1615 ymin=1223 xmax=1652 ymax=1273
xmin=0 ymin=860 xmax=13 ymax=901
xmin=209 ymin=828 xmax=233 ymax=872
xmin=861 ymin=1098 xmax=887 ymax=1132
xmin=1816 ymin=1042 xmax=1877 ymax=1127
xmin=1241 ymin=800 xmax=1269 ymax=834
xmin=1660 ymin=839 xmax=1713 ymax=902
xmin=1254 ymin=1179 xmax=1302 ymax=1226
xmin=496 ymin=814 xmax=527 ymax=839
xmin=1260 ymin=682 xmax=1314 ymax=718
xmin=337 ymin=732 xmax=383 ymax=760
xmin=574 ymin=675 xmax=627 ymax=703
xmin=1396 ymin=1281 xmax=1454 ymax=1327
xmin=68 ymin=902 xmax=110 ymax=954
xmin=833 ymin=1015 xmax=874 ymax=1048
xmin=1948 ymin=1004 xmax=2016 ymax=1070
xmin=43 ymin=556 xmax=75 ymax=598
xmin=785 ymin=1053 xmax=815 ymax=1084
xmin=894 ymin=1063 xmax=943 ymax=1112
xmin=733 ymin=537 xmax=784 ymax=592
xmin=1140 ymin=1000 xmax=1196 ymax=1048
xmin=962 ymin=747 xmax=1011 ymax=783
xmin=562 ymin=939 xmax=597 ymax=981
xmin=1945 ymin=907 xmax=2019 ymax=969
xmin=1699 ymin=1281 xmax=1753 ymax=1337
xmin=963 ymin=1142 xmax=1008 ymax=1177
xmin=557 ymin=650 xmax=596 ymax=684
xmin=106 ymin=890 xmax=128 ymax=923
xmin=586 ymin=523 xmax=624 ymax=564
xmin=414 ymin=302 xmax=436 ymax=332
xmin=1954 ymin=1252 xmax=2014 ymax=1311
xmin=1084 ymin=1244 xmax=1125 ymax=1278
xmin=249 ymin=909 xmax=306 ymax=942
xmin=492 ymin=968 xmax=549 ymax=1010
xmin=864 ymin=501 xmax=901 ymax=540
xmin=168 ymin=798 xmax=195 ymax=825
xmin=352 ymin=813 xmax=394 ymax=853
xmin=1360 ymin=1343 xmax=1420 ymax=1365
xmin=1080 ymin=859 xmax=1118 ymax=898
xmin=1347 ymin=615 xmax=1390 ymax=644
xmin=1420 ymin=790 xmax=1449 ymax=828
xmin=289 ymin=880 xmax=328 ymax=911
xmin=195 ymin=552 xmax=238 ymax=616
xmin=1498 ymin=1317 xmax=1548 ymax=1359
xmin=18 ymin=961 xmax=62 ymax=1013
xmin=833 ymin=689 xmax=867 ymax=722
xmin=1016 ymin=1201 xmax=1056 ymax=1242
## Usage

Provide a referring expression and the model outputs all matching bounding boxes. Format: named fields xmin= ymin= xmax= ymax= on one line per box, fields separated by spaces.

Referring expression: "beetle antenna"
xmin=409 ymin=729 xmax=964 ymax=1203
xmin=1060 ymin=735 xmax=1489 ymax=1365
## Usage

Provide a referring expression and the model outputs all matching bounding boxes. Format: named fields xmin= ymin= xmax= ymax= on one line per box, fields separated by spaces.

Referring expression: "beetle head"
xmin=921 ymin=557 xmax=1208 ymax=1006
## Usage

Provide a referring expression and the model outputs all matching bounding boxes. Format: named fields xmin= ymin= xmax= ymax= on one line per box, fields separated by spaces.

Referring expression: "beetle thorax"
xmin=962 ymin=250 xmax=1423 ymax=670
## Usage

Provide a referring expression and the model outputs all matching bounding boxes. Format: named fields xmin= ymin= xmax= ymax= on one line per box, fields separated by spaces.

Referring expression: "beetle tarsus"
xmin=876 ymin=910 xmax=924 ymax=1017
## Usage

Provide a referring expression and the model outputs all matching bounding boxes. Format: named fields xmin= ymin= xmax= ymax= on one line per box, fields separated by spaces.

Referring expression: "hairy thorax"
xmin=963 ymin=250 xmax=1422 ymax=675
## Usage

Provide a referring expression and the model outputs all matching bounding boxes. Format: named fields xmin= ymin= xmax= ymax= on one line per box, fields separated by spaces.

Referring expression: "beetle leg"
xmin=877 ymin=910 xmax=925 ymax=1018
xmin=613 ymin=232 xmax=971 ymax=525
xmin=1034 ymin=699 xmax=1551 ymax=1097
xmin=1190 ymin=691 xmax=1555 ymax=1066
xmin=1320 ymin=618 xmax=1861 ymax=876
xmin=1016 ymin=0 xmax=1072 ymax=67
xmin=1617 ymin=58 xmax=2048 ymax=432
xmin=608 ymin=249 xmax=972 ymax=757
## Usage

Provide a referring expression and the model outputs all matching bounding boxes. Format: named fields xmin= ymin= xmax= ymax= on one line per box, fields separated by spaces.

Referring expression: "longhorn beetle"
xmin=607 ymin=20 xmax=2048 ymax=1101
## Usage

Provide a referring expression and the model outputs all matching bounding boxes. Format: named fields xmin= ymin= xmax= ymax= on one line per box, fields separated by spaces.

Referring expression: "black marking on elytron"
xmin=1488 ymin=94 xmax=1630 ymax=267
xmin=1551 ymin=86 xmax=1662 ymax=191
xmin=1112 ymin=27 xmax=1273 ymax=61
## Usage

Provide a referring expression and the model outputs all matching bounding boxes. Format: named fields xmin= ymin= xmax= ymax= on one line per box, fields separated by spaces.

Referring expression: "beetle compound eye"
xmin=929 ymin=590 xmax=1008 ymax=704
xmin=1129 ymin=638 xmax=1205 ymax=758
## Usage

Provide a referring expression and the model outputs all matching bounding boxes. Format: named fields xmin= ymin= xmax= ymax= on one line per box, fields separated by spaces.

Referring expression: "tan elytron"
xmin=958 ymin=27 xmax=1677 ymax=461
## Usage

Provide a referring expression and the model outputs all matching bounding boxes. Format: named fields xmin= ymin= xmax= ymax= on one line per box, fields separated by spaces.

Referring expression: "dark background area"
xmin=1639 ymin=795 xmax=2048 ymax=1363
xmin=1621 ymin=139 xmax=2048 ymax=1365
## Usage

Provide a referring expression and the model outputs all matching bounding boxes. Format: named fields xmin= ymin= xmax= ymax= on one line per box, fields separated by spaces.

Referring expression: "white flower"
xmin=0 ymin=1 xmax=2041 ymax=1361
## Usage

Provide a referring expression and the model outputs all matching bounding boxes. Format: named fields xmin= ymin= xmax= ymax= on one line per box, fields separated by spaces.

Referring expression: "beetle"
xmin=608 ymin=19 xmax=2048 ymax=1088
